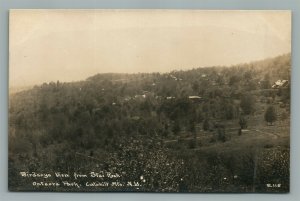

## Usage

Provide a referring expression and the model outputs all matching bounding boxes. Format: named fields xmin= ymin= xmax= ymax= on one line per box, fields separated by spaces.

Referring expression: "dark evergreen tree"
xmin=265 ymin=106 xmax=277 ymax=125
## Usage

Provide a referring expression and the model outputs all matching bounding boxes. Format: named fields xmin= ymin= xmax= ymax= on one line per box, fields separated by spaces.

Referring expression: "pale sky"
xmin=9 ymin=10 xmax=291 ymax=87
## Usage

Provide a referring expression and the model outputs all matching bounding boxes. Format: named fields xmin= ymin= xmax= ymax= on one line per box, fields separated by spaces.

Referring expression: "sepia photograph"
xmin=8 ymin=9 xmax=291 ymax=192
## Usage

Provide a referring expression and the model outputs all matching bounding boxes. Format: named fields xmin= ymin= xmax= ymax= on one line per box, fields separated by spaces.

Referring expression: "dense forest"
xmin=9 ymin=53 xmax=290 ymax=192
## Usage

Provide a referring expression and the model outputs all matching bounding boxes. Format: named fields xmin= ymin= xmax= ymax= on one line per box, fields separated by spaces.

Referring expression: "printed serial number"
xmin=266 ymin=183 xmax=281 ymax=188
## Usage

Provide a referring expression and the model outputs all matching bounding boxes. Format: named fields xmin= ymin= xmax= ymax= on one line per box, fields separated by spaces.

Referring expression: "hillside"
xmin=9 ymin=53 xmax=290 ymax=192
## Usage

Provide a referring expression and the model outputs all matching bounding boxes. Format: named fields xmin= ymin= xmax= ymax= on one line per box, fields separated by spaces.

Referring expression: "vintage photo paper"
xmin=9 ymin=10 xmax=291 ymax=192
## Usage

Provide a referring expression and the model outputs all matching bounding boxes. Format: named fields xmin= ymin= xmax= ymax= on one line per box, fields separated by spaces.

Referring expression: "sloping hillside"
xmin=9 ymin=53 xmax=290 ymax=192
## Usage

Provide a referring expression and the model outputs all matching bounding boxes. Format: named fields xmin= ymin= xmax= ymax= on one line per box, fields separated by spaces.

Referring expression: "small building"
xmin=188 ymin=96 xmax=202 ymax=99
xmin=124 ymin=96 xmax=132 ymax=101
xmin=188 ymin=96 xmax=202 ymax=102
xmin=272 ymin=80 xmax=289 ymax=89
xmin=134 ymin=94 xmax=146 ymax=99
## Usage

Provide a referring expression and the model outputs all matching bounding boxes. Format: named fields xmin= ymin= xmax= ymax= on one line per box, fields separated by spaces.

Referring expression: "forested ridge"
xmin=9 ymin=53 xmax=290 ymax=192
